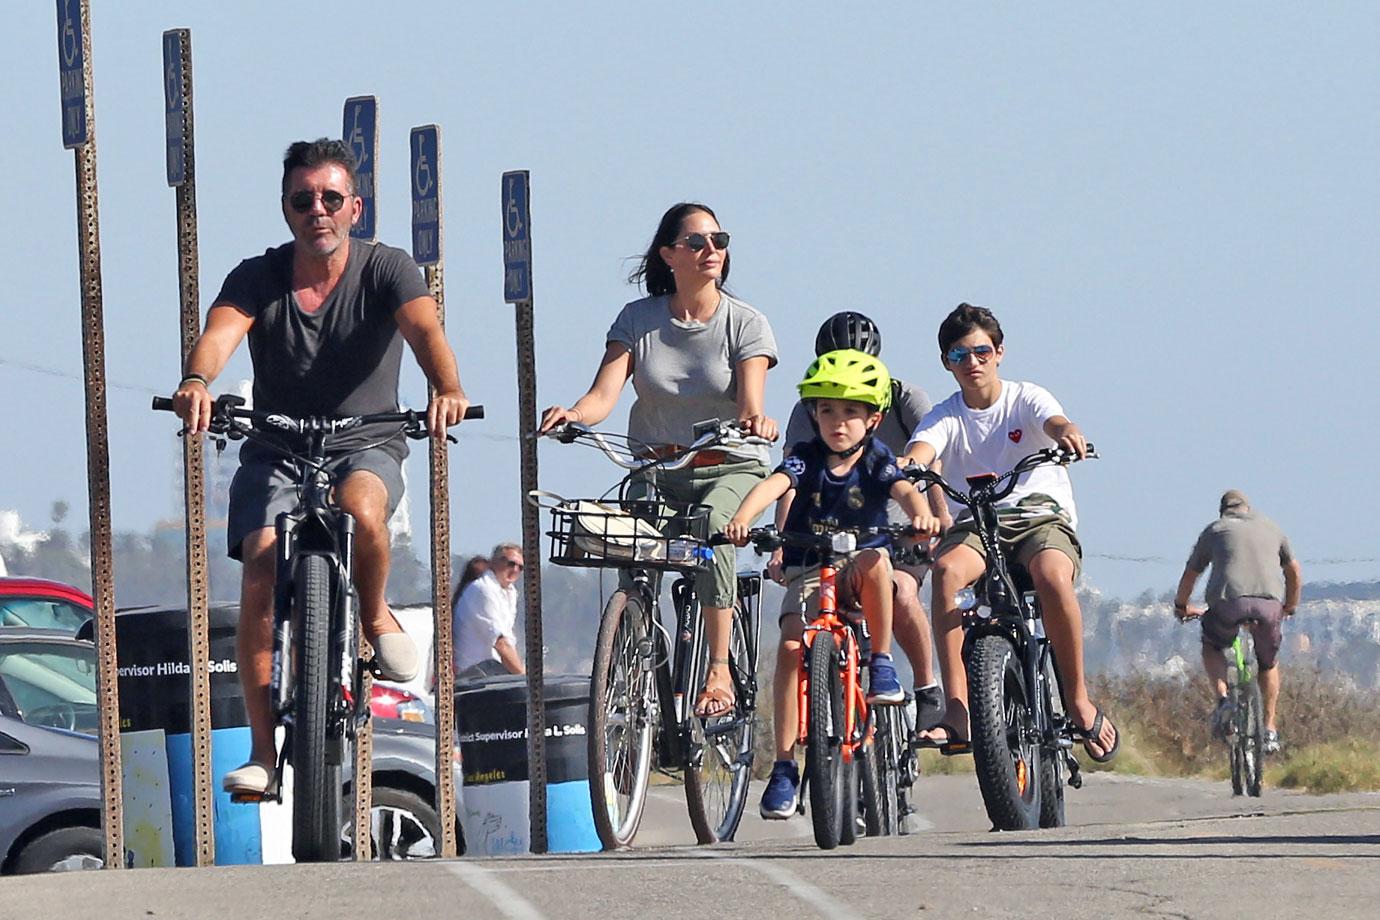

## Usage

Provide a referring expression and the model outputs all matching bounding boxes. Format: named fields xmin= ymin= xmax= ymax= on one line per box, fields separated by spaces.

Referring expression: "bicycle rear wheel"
xmin=806 ymin=635 xmax=845 ymax=849
xmin=858 ymin=729 xmax=883 ymax=838
xmin=685 ymin=602 xmax=756 ymax=844
xmin=588 ymin=590 xmax=656 ymax=850
xmin=1243 ymin=678 xmax=1265 ymax=798
xmin=969 ymin=633 xmax=1042 ymax=831
xmin=1037 ymin=652 xmax=1067 ymax=828
xmin=871 ymin=705 xmax=903 ymax=835
xmin=291 ymin=553 xmax=343 ymax=862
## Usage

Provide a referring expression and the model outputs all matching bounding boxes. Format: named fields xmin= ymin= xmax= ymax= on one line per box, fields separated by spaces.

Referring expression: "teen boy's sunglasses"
xmin=945 ymin=344 xmax=996 ymax=365
xmin=676 ymin=231 xmax=731 ymax=252
xmin=285 ymin=189 xmax=350 ymax=214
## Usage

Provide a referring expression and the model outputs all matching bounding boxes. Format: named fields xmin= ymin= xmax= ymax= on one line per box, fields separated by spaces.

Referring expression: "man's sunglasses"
xmin=285 ymin=189 xmax=350 ymax=214
xmin=499 ymin=558 xmax=525 ymax=571
xmin=676 ymin=231 xmax=730 ymax=252
xmin=945 ymin=344 xmax=996 ymax=365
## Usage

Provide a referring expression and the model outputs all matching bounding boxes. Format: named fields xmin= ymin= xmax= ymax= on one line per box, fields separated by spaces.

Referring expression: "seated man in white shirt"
xmin=453 ymin=542 xmax=526 ymax=678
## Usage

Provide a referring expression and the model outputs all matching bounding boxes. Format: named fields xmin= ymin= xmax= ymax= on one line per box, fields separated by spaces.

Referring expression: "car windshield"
xmin=0 ymin=597 xmax=91 ymax=631
xmin=0 ymin=641 xmax=99 ymax=734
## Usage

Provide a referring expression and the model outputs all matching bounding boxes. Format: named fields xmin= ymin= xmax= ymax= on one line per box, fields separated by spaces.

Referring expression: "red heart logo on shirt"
xmin=1008 ymin=429 xmax=1023 ymax=443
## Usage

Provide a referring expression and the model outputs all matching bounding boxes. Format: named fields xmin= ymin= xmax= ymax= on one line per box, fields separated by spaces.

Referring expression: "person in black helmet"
xmin=775 ymin=312 xmax=951 ymax=737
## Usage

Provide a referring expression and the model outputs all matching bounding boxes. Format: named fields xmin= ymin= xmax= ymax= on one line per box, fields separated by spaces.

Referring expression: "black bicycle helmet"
xmin=815 ymin=311 xmax=882 ymax=357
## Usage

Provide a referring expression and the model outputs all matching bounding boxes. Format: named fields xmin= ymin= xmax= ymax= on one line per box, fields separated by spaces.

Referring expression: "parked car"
xmin=0 ymin=578 xmax=93 ymax=632
xmin=0 ymin=627 xmax=461 ymax=872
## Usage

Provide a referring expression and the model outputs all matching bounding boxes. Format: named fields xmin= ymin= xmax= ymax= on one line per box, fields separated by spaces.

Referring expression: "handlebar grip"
xmin=464 ymin=405 xmax=484 ymax=420
xmin=151 ymin=397 xmax=174 ymax=412
xmin=708 ymin=534 xmax=733 ymax=546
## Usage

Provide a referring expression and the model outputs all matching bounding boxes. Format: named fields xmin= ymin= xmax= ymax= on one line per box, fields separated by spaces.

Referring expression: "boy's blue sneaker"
xmin=759 ymin=760 xmax=799 ymax=819
xmin=868 ymin=654 xmax=904 ymax=704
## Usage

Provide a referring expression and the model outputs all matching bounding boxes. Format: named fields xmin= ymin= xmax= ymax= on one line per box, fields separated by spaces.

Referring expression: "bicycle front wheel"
xmin=291 ymin=553 xmax=343 ymax=862
xmin=969 ymin=633 xmax=1042 ymax=831
xmin=685 ymin=603 xmax=756 ymax=844
xmin=1243 ymin=678 xmax=1265 ymax=798
xmin=806 ymin=635 xmax=845 ymax=849
xmin=872 ymin=705 xmax=903 ymax=836
xmin=588 ymin=590 xmax=656 ymax=850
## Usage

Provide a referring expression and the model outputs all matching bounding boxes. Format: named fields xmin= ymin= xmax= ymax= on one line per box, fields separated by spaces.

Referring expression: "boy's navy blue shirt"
xmin=777 ymin=437 xmax=906 ymax=567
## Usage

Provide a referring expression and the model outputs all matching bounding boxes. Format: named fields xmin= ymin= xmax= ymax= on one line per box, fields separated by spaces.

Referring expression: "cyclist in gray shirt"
xmin=1174 ymin=490 xmax=1301 ymax=753
xmin=540 ymin=202 xmax=778 ymax=718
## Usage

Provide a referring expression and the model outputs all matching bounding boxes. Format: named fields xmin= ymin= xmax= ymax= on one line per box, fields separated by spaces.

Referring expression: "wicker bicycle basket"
xmin=527 ymin=491 xmax=714 ymax=573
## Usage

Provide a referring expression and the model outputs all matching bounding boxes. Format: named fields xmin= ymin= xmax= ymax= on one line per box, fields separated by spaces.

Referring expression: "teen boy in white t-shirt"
xmin=899 ymin=303 xmax=1119 ymax=764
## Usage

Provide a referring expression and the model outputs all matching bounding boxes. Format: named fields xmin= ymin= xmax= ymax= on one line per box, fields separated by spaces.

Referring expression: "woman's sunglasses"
xmin=285 ymin=189 xmax=350 ymax=214
xmin=945 ymin=344 xmax=996 ymax=365
xmin=676 ymin=231 xmax=730 ymax=252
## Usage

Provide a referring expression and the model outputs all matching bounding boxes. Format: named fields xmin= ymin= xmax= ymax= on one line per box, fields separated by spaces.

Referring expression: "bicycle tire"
xmin=858 ymin=730 xmax=883 ymax=838
xmin=1244 ymin=676 xmax=1265 ymax=798
xmin=588 ymin=590 xmax=656 ymax=850
xmin=291 ymin=553 xmax=343 ymax=862
xmin=685 ymin=603 xmax=756 ymax=844
xmin=872 ymin=706 xmax=902 ymax=836
xmin=806 ymin=635 xmax=845 ymax=849
xmin=969 ymin=633 xmax=1042 ymax=831
xmin=1038 ymin=653 xmax=1067 ymax=828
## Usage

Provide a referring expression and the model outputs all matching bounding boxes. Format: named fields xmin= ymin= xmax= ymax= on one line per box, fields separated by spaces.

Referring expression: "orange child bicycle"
xmin=728 ymin=523 xmax=915 ymax=849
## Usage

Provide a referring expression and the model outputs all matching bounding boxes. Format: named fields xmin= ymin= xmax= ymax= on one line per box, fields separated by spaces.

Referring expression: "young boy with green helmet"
xmin=723 ymin=349 xmax=941 ymax=819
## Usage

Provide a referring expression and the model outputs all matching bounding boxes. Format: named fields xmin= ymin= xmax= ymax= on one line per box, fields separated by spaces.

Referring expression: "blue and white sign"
xmin=410 ymin=125 xmax=441 ymax=266
xmin=162 ymin=30 xmax=187 ymax=187
xmin=56 ymin=0 xmax=87 ymax=148
xmin=343 ymin=96 xmax=377 ymax=240
xmin=502 ymin=171 xmax=532 ymax=304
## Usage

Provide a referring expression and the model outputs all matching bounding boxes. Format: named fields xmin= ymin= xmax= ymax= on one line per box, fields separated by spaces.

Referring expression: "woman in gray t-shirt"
xmin=540 ymin=202 xmax=778 ymax=717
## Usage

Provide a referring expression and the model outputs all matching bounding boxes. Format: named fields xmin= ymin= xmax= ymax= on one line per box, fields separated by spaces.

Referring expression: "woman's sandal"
xmin=694 ymin=657 xmax=736 ymax=718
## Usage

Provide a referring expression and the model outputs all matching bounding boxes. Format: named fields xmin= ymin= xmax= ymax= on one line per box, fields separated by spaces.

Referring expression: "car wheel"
xmin=12 ymin=826 xmax=105 ymax=873
xmin=343 ymin=786 xmax=441 ymax=860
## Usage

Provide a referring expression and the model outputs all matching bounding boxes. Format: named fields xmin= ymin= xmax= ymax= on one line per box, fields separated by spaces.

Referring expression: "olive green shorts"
xmin=934 ymin=516 xmax=1082 ymax=579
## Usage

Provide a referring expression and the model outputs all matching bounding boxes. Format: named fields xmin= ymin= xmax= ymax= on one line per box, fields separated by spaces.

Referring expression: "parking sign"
xmin=162 ymin=30 xmax=187 ymax=186
xmin=343 ymin=96 xmax=377 ymax=240
xmin=410 ymin=125 xmax=441 ymax=266
xmin=502 ymin=171 xmax=532 ymax=304
xmin=56 ymin=0 xmax=87 ymax=148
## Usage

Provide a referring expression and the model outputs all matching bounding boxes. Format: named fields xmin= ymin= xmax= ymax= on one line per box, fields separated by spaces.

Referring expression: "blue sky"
xmin=3 ymin=2 xmax=1378 ymax=599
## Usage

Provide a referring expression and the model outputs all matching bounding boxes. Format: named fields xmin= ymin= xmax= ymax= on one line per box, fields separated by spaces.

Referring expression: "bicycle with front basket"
xmin=154 ymin=392 xmax=482 ymax=861
xmin=533 ymin=419 xmax=768 ymax=848
xmin=904 ymin=445 xmax=1096 ymax=831
xmin=1177 ymin=612 xmax=1265 ymax=797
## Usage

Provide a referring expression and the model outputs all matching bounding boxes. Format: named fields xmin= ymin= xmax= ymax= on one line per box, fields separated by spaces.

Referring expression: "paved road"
xmin=9 ymin=773 xmax=1380 ymax=920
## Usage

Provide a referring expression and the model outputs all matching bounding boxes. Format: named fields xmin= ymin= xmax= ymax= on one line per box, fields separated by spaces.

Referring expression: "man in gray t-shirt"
xmin=1174 ymin=490 xmax=1302 ymax=752
xmin=171 ymin=139 xmax=469 ymax=796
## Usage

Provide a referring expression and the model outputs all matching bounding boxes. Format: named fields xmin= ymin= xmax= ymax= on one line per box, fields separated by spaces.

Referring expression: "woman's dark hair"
xmin=451 ymin=555 xmax=491 ymax=609
xmin=627 ymin=202 xmax=730 ymax=296
xmin=938 ymin=303 xmax=1004 ymax=357
xmin=281 ymin=138 xmax=357 ymax=194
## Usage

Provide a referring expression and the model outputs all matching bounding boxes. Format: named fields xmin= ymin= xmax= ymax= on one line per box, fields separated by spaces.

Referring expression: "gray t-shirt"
xmin=1187 ymin=511 xmax=1295 ymax=607
xmin=214 ymin=239 xmax=430 ymax=457
xmin=607 ymin=293 xmax=777 ymax=464
xmin=784 ymin=379 xmax=933 ymax=457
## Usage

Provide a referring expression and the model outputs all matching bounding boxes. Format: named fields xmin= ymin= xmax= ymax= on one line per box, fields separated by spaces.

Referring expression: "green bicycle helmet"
xmin=797 ymin=349 xmax=893 ymax=411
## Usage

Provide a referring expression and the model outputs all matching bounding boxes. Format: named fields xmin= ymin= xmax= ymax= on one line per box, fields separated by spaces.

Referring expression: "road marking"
xmin=690 ymin=850 xmax=863 ymax=920
xmin=445 ymin=861 xmax=549 ymax=920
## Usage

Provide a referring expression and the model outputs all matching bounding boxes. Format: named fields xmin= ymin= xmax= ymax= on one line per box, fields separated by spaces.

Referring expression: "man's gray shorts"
xmin=226 ymin=445 xmax=405 ymax=561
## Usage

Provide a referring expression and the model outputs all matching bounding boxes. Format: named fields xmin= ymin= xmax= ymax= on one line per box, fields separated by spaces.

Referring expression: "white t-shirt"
xmin=906 ymin=380 xmax=1078 ymax=529
xmin=452 ymin=570 xmax=519 ymax=672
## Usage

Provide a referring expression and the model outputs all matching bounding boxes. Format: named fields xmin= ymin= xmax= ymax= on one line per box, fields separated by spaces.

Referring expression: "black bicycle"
xmin=154 ymin=393 xmax=481 ymax=861
xmin=904 ymin=445 xmax=1095 ymax=831
xmin=534 ymin=420 xmax=766 ymax=848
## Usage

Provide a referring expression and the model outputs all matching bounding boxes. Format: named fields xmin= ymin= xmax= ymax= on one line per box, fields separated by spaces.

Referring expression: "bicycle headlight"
xmin=831 ymin=532 xmax=857 ymax=554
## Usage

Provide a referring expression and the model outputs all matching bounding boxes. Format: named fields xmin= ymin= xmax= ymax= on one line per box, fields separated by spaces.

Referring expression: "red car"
xmin=0 ymin=578 xmax=94 ymax=632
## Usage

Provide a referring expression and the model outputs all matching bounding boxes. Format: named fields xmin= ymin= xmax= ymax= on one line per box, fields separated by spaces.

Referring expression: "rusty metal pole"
xmin=162 ymin=27 xmax=214 ymax=868
xmin=343 ymin=94 xmax=380 ymax=861
xmin=56 ymin=0 xmax=123 ymax=868
xmin=411 ymin=125 xmax=457 ymax=858
xmin=502 ymin=170 xmax=546 ymax=853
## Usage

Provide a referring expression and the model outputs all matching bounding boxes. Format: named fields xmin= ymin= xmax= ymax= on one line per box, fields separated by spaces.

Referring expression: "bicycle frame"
xmin=797 ymin=557 xmax=871 ymax=767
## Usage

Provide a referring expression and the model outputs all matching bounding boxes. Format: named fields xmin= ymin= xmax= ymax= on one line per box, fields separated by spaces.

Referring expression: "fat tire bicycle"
xmin=154 ymin=393 xmax=482 ymax=861
xmin=534 ymin=420 xmax=767 ymax=848
xmin=904 ymin=445 xmax=1096 ymax=831
xmin=735 ymin=524 xmax=918 ymax=849
xmin=1178 ymin=612 xmax=1266 ymax=797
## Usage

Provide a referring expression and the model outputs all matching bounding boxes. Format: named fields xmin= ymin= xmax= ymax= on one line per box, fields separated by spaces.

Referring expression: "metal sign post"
xmin=162 ymin=27 xmax=214 ymax=867
xmin=56 ymin=0 xmax=123 ymax=868
xmin=502 ymin=169 xmax=546 ymax=854
xmin=411 ymin=125 xmax=457 ymax=858
xmin=343 ymin=96 xmax=378 ymax=241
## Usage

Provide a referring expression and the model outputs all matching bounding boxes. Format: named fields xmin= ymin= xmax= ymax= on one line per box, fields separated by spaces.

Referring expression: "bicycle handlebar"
xmin=152 ymin=395 xmax=484 ymax=441
xmin=710 ymin=523 xmax=925 ymax=554
xmin=541 ymin=419 xmax=771 ymax=473
xmin=903 ymin=444 xmax=1097 ymax=510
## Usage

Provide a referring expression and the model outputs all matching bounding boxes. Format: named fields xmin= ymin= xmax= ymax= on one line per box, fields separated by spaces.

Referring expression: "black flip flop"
xmin=1072 ymin=708 xmax=1120 ymax=764
xmin=913 ymin=722 xmax=971 ymax=756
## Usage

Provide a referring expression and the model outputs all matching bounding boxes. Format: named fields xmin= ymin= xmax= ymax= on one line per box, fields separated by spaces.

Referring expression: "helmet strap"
xmin=825 ymin=416 xmax=880 ymax=460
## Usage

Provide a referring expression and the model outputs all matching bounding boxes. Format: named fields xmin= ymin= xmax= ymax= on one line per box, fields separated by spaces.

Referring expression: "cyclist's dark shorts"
xmin=1201 ymin=596 xmax=1284 ymax=670
xmin=226 ymin=444 xmax=405 ymax=562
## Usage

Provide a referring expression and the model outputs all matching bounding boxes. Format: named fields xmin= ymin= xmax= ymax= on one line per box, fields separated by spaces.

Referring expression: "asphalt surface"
xmin=7 ymin=772 xmax=1380 ymax=920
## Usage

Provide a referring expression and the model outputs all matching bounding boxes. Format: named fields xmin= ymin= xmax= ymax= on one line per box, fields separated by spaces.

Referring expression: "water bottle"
xmin=667 ymin=539 xmax=715 ymax=567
